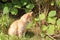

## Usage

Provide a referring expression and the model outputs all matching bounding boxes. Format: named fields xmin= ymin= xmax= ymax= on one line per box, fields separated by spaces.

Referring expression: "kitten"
xmin=8 ymin=11 xmax=33 ymax=37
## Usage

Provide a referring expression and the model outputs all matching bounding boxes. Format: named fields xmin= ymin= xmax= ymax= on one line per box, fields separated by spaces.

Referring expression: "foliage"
xmin=1 ymin=0 xmax=34 ymax=15
xmin=47 ymin=25 xmax=55 ymax=35
xmin=10 ymin=8 xmax=18 ymax=15
xmin=0 ymin=0 xmax=60 ymax=40
xmin=56 ymin=0 xmax=60 ymax=8
xmin=0 ymin=15 xmax=10 ymax=33
xmin=42 ymin=25 xmax=47 ymax=31
xmin=47 ymin=17 xmax=56 ymax=24
xmin=0 ymin=32 xmax=42 ymax=40
xmin=39 ymin=13 xmax=46 ymax=21
xmin=34 ymin=10 xmax=60 ymax=40
xmin=51 ymin=1 xmax=54 ymax=6
xmin=48 ymin=10 xmax=56 ymax=17
xmin=0 ymin=0 xmax=35 ymax=40
xmin=0 ymin=32 xmax=8 ymax=40
xmin=3 ymin=5 xmax=9 ymax=14
xmin=57 ymin=19 xmax=60 ymax=26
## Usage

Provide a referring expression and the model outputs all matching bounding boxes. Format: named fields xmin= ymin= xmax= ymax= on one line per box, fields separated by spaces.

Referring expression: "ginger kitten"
xmin=8 ymin=11 xmax=33 ymax=37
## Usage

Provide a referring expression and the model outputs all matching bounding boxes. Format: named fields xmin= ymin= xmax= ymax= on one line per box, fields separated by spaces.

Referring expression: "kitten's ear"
xmin=30 ymin=11 xmax=33 ymax=16
xmin=26 ymin=11 xmax=33 ymax=19
xmin=28 ymin=11 xmax=33 ymax=16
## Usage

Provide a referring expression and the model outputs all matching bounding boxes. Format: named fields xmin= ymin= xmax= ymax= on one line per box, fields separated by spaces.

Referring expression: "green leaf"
xmin=42 ymin=25 xmax=48 ymax=31
xmin=48 ymin=10 xmax=56 ymax=17
xmin=11 ymin=8 xmax=18 ymax=15
xmin=14 ymin=4 xmax=21 ymax=8
xmin=25 ymin=4 xmax=34 ymax=12
xmin=11 ymin=0 xmax=22 ymax=8
xmin=47 ymin=25 xmax=55 ymax=35
xmin=47 ymin=17 xmax=56 ymax=24
xmin=21 ymin=0 xmax=28 ymax=5
xmin=40 ymin=32 xmax=45 ymax=37
xmin=3 ymin=5 xmax=9 ymax=14
xmin=4 ymin=3 xmax=12 ymax=12
xmin=57 ymin=18 xmax=60 ymax=26
xmin=25 ymin=8 xmax=31 ymax=12
xmin=12 ymin=1 xmax=21 ymax=8
xmin=34 ymin=18 xmax=39 ymax=21
xmin=26 ymin=4 xmax=34 ymax=9
xmin=51 ymin=1 xmax=54 ymax=6
xmin=39 ymin=13 xmax=45 ymax=21
xmin=55 ymin=25 xmax=60 ymax=30
xmin=23 ymin=2 xmax=27 ymax=6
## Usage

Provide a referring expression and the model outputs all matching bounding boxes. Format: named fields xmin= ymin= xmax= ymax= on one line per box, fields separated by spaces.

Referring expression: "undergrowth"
xmin=0 ymin=0 xmax=60 ymax=40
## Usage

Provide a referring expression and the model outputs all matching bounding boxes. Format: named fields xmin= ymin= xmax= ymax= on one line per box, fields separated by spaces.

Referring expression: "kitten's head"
xmin=26 ymin=11 xmax=33 ymax=22
xmin=20 ymin=11 xmax=33 ymax=23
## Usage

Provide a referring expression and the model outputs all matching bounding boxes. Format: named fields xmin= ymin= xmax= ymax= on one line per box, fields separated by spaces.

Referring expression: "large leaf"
xmin=47 ymin=25 xmax=55 ymax=35
xmin=39 ymin=13 xmax=45 ymax=21
xmin=48 ymin=10 xmax=56 ymax=17
xmin=42 ymin=25 xmax=48 ymax=31
xmin=3 ymin=5 xmax=9 ymax=14
xmin=47 ymin=17 xmax=56 ymax=24
xmin=11 ymin=8 xmax=18 ymax=15
xmin=57 ymin=18 xmax=60 ymax=26
xmin=25 ymin=4 xmax=34 ymax=12
xmin=56 ymin=19 xmax=60 ymax=30
xmin=26 ymin=4 xmax=34 ymax=9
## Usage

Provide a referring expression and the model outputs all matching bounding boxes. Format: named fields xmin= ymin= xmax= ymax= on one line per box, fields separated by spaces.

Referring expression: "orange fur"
xmin=8 ymin=12 xmax=33 ymax=37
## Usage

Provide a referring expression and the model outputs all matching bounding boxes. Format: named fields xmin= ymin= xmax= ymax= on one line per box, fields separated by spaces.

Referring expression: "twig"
xmin=35 ymin=0 xmax=41 ymax=14
xmin=53 ymin=34 xmax=60 ymax=39
xmin=45 ymin=33 xmax=56 ymax=40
